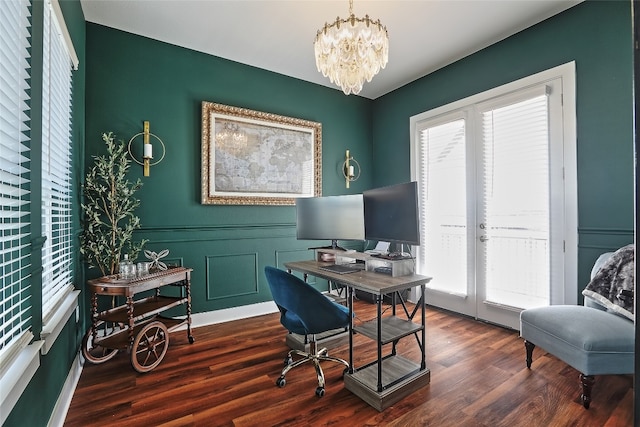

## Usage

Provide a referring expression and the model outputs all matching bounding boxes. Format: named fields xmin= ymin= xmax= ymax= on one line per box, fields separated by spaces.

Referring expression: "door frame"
xmin=408 ymin=62 xmax=578 ymax=329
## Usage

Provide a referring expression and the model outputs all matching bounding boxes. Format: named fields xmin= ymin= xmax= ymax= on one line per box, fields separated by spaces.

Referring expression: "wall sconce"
xmin=342 ymin=149 xmax=361 ymax=188
xmin=128 ymin=121 xmax=166 ymax=176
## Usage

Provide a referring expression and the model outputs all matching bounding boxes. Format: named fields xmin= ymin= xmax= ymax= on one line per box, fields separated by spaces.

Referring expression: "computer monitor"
xmin=363 ymin=181 xmax=421 ymax=246
xmin=295 ymin=194 xmax=365 ymax=249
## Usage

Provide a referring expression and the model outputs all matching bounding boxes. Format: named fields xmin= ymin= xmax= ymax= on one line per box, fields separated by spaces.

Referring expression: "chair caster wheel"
xmin=315 ymin=387 xmax=325 ymax=397
xmin=276 ymin=376 xmax=286 ymax=388
xmin=284 ymin=356 xmax=293 ymax=366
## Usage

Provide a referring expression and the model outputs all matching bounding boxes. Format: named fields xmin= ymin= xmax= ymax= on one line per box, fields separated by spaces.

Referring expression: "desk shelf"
xmin=317 ymin=248 xmax=415 ymax=277
xmin=354 ymin=316 xmax=423 ymax=345
xmin=344 ymin=355 xmax=431 ymax=411
xmin=349 ymin=294 xmax=428 ymax=411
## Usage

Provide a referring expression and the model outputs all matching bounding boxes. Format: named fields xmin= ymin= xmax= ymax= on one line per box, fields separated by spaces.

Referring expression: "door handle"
xmin=479 ymin=235 xmax=489 ymax=242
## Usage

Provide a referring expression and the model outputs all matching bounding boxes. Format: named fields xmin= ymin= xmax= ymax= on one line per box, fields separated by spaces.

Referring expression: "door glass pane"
xmin=481 ymin=95 xmax=550 ymax=309
xmin=419 ymin=119 xmax=467 ymax=295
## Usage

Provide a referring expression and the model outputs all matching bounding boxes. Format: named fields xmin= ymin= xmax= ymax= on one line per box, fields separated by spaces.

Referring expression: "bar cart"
xmin=82 ymin=267 xmax=194 ymax=373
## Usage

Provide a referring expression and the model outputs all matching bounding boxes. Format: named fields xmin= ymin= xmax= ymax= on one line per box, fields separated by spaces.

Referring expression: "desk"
xmin=284 ymin=259 xmax=432 ymax=411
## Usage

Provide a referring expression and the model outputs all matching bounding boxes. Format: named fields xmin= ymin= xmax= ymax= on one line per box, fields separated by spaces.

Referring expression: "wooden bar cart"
xmin=82 ymin=267 xmax=194 ymax=373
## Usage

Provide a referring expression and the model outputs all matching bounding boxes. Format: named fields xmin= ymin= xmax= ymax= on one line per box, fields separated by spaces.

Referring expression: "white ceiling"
xmin=80 ymin=0 xmax=582 ymax=99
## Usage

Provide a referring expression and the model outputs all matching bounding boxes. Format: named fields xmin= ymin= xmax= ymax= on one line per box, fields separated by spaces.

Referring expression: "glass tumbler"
xmin=137 ymin=262 xmax=150 ymax=276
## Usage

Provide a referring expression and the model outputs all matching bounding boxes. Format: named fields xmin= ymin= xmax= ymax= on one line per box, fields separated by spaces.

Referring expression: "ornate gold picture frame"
xmin=201 ymin=102 xmax=322 ymax=205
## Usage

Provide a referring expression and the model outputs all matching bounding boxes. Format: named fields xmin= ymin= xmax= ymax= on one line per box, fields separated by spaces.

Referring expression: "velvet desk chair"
xmin=264 ymin=266 xmax=351 ymax=397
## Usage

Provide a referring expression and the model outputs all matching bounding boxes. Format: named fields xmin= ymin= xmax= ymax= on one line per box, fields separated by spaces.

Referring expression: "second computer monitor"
xmin=363 ymin=181 xmax=420 ymax=246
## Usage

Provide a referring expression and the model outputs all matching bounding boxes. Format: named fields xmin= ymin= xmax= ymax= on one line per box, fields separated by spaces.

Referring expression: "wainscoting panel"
xmin=205 ymin=252 xmax=259 ymax=301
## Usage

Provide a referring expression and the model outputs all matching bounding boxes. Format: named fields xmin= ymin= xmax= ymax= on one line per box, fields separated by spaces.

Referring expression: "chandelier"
xmin=314 ymin=0 xmax=389 ymax=95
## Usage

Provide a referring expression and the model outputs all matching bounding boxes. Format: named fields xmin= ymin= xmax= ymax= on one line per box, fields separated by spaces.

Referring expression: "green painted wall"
xmin=84 ymin=23 xmax=373 ymax=313
xmin=371 ymin=0 xmax=634 ymax=291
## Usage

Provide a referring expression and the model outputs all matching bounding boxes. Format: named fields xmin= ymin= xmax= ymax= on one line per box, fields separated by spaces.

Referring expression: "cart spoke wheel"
xmin=131 ymin=321 xmax=169 ymax=373
xmin=82 ymin=321 xmax=119 ymax=364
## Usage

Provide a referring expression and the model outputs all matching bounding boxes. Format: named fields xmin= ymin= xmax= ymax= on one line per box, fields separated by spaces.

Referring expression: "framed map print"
xmin=201 ymin=101 xmax=322 ymax=205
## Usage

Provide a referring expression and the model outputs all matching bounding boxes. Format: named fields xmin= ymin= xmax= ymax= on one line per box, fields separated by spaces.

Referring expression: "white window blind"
xmin=0 ymin=0 xmax=33 ymax=362
xmin=41 ymin=0 xmax=74 ymax=323
xmin=479 ymin=89 xmax=551 ymax=308
xmin=417 ymin=117 xmax=468 ymax=296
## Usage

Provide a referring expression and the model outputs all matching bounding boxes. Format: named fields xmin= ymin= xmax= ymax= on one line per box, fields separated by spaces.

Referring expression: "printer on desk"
xmin=364 ymin=241 xmax=390 ymax=256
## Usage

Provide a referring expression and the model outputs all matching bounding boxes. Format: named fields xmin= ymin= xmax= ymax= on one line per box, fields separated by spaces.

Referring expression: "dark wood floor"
xmin=65 ymin=300 xmax=633 ymax=427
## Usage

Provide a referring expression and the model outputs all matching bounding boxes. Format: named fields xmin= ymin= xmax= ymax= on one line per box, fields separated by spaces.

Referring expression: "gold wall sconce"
xmin=342 ymin=149 xmax=360 ymax=188
xmin=128 ymin=121 xmax=166 ymax=176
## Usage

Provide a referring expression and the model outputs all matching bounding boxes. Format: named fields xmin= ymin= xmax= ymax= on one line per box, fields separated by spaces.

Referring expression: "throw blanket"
xmin=583 ymin=244 xmax=634 ymax=321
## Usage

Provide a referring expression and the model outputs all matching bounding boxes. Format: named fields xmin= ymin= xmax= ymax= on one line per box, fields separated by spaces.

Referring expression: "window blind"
xmin=479 ymin=90 xmax=551 ymax=308
xmin=417 ymin=117 xmax=468 ymax=295
xmin=0 ymin=0 xmax=32 ymax=362
xmin=41 ymin=0 xmax=74 ymax=323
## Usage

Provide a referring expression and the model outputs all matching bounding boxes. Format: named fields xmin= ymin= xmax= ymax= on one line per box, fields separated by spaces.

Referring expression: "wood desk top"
xmin=284 ymin=260 xmax=431 ymax=295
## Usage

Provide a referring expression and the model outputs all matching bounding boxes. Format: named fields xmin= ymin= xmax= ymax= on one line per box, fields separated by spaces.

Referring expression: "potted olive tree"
xmin=80 ymin=132 xmax=148 ymax=276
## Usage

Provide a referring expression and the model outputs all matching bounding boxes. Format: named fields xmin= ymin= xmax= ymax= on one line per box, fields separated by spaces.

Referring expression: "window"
xmin=416 ymin=115 xmax=467 ymax=296
xmin=0 ymin=0 xmax=32 ymax=367
xmin=1 ymin=0 xmax=79 ymax=420
xmin=41 ymin=0 xmax=76 ymax=325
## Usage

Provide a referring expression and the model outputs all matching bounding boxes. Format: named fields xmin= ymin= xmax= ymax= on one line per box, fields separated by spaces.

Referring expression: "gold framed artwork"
xmin=201 ymin=102 xmax=322 ymax=205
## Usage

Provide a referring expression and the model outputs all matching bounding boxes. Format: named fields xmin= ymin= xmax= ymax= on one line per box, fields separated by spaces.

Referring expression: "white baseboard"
xmin=183 ymin=301 xmax=279 ymax=329
xmin=48 ymin=351 xmax=83 ymax=427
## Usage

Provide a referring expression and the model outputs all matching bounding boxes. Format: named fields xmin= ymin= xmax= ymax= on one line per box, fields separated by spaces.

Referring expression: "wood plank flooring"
xmin=64 ymin=300 xmax=633 ymax=427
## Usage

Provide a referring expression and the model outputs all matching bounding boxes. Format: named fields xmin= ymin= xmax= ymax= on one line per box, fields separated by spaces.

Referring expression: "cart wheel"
xmin=81 ymin=321 xmax=119 ymax=364
xmin=315 ymin=387 xmax=325 ymax=397
xmin=188 ymin=335 xmax=195 ymax=344
xmin=276 ymin=376 xmax=286 ymax=388
xmin=131 ymin=321 xmax=169 ymax=373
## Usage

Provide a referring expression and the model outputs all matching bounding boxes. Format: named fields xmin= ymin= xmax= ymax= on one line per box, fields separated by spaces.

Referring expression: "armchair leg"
xmin=524 ymin=340 xmax=535 ymax=369
xmin=580 ymin=374 xmax=595 ymax=409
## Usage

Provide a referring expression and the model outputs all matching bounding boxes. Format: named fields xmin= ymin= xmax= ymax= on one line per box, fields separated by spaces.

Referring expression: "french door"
xmin=410 ymin=64 xmax=577 ymax=330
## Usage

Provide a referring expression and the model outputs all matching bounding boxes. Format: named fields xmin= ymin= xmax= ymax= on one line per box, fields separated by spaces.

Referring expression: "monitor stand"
xmin=308 ymin=240 xmax=346 ymax=251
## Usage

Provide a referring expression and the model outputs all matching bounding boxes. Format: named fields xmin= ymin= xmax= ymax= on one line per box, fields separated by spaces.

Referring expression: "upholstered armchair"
xmin=520 ymin=245 xmax=635 ymax=408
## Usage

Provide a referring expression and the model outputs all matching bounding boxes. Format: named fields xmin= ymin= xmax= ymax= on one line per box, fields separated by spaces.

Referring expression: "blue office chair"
xmin=264 ymin=266 xmax=351 ymax=397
